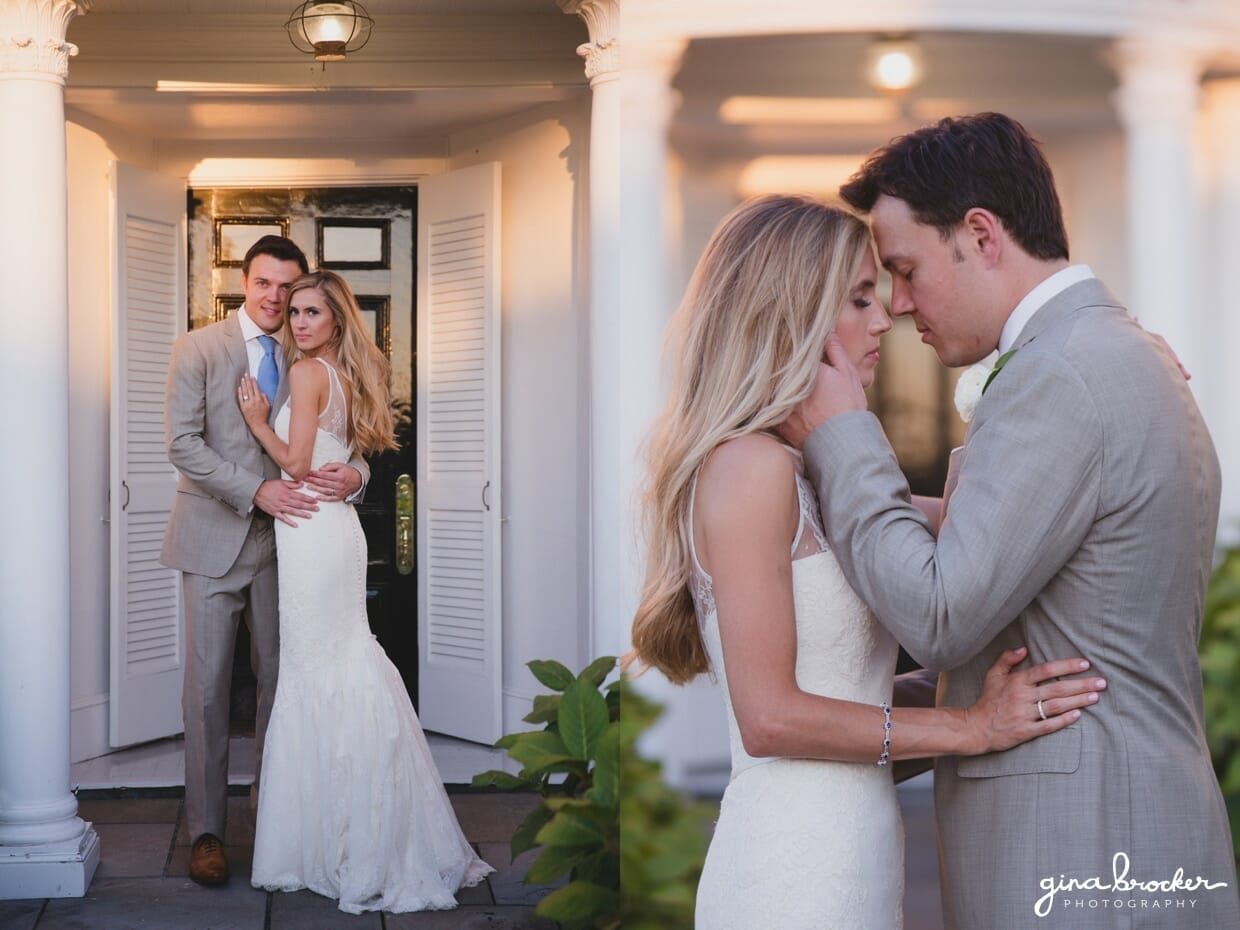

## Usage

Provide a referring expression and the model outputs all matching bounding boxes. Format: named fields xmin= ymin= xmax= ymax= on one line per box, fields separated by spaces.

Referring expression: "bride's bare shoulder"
xmin=696 ymin=433 xmax=797 ymax=514
xmin=692 ymin=434 xmax=798 ymax=570
xmin=288 ymin=356 xmax=329 ymax=387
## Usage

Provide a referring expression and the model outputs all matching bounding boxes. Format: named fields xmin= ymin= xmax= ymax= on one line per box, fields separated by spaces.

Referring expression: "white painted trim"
xmin=184 ymin=158 xmax=450 ymax=188
xmin=0 ymin=831 xmax=99 ymax=900
xmin=69 ymin=694 xmax=110 ymax=766
xmin=622 ymin=0 xmax=1240 ymax=46
xmin=503 ymin=689 xmax=540 ymax=736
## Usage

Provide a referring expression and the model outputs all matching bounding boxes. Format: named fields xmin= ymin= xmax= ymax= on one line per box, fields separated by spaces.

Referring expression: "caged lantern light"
xmin=286 ymin=1 xmax=375 ymax=62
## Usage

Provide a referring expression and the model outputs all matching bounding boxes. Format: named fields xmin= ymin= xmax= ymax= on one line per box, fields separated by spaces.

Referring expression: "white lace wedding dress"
xmin=691 ymin=451 xmax=905 ymax=929
xmin=250 ymin=358 xmax=492 ymax=914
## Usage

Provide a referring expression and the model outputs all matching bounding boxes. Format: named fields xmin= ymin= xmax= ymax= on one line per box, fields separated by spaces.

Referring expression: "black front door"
xmin=187 ymin=185 xmax=420 ymax=711
xmin=355 ymin=417 xmax=417 ymax=699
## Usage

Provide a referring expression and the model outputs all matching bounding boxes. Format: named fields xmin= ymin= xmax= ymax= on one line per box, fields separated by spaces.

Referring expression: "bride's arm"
xmin=237 ymin=361 xmax=325 ymax=480
xmin=698 ymin=436 xmax=1102 ymax=763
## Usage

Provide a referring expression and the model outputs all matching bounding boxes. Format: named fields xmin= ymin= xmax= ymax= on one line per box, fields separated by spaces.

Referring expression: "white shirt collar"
xmin=236 ymin=305 xmax=266 ymax=342
xmin=998 ymin=264 xmax=1094 ymax=354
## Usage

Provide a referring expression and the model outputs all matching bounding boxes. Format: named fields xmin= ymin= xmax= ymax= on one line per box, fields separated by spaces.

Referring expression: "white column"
xmin=562 ymin=1 xmax=686 ymax=661
xmin=610 ymin=35 xmax=686 ymax=663
xmin=1111 ymin=37 xmax=1209 ymax=398
xmin=615 ymin=32 xmax=735 ymax=793
xmin=1202 ymin=78 xmax=1240 ymax=544
xmin=0 ymin=0 xmax=99 ymax=899
xmin=560 ymin=1 xmax=621 ymax=663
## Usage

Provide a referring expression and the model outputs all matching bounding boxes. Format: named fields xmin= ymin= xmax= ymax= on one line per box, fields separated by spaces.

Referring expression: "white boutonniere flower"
xmin=953 ymin=348 xmax=1016 ymax=423
xmin=954 ymin=352 xmax=996 ymax=423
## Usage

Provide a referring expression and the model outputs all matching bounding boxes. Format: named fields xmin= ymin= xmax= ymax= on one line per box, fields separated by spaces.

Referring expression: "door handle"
xmin=395 ymin=473 xmax=414 ymax=576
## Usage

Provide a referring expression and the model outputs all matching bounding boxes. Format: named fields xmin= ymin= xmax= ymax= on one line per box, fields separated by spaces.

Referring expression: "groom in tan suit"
xmin=784 ymin=114 xmax=1239 ymax=927
xmin=161 ymin=236 xmax=368 ymax=885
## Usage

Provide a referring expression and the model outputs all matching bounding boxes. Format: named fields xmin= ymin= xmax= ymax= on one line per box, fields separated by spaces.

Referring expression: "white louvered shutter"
xmin=109 ymin=162 xmax=186 ymax=747
xmin=416 ymin=162 xmax=502 ymax=743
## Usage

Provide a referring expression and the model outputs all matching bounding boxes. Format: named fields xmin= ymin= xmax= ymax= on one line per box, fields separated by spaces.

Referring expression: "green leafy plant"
xmin=473 ymin=656 xmax=621 ymax=929
xmin=619 ymin=685 xmax=712 ymax=930
xmin=1202 ymin=547 xmax=1240 ymax=861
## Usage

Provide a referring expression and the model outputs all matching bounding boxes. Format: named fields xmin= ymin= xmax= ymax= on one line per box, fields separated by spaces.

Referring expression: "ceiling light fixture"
xmin=865 ymin=35 xmax=925 ymax=93
xmin=286 ymin=1 xmax=374 ymax=63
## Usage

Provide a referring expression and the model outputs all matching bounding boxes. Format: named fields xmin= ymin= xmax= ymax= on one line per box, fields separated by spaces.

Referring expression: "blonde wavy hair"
xmin=280 ymin=270 xmax=399 ymax=456
xmin=631 ymin=195 xmax=872 ymax=684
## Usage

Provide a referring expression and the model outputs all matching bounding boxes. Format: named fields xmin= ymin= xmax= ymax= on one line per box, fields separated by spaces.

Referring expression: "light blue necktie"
xmin=256 ymin=334 xmax=279 ymax=406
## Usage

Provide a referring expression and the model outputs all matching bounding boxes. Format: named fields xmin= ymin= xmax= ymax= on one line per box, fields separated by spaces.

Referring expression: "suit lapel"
xmin=272 ymin=344 xmax=290 ymax=426
xmin=220 ymin=312 xmax=249 ymax=384
xmin=229 ymin=308 xmax=287 ymax=425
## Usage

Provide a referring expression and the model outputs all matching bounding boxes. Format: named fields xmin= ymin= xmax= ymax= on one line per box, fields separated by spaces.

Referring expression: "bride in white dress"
xmin=630 ymin=197 xmax=1104 ymax=929
xmin=237 ymin=270 xmax=492 ymax=914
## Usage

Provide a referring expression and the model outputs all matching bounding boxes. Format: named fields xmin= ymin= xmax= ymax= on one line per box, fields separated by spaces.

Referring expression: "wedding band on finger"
xmin=1037 ymin=699 xmax=1047 ymax=721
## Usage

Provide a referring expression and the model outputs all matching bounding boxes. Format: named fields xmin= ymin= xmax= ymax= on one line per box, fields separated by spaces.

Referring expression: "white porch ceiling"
xmin=65 ymin=2 xmax=587 ymax=149
xmin=67 ymin=4 xmax=1238 ymax=159
xmin=83 ymin=1 xmax=553 ymax=14
xmin=671 ymin=31 xmax=1124 ymax=159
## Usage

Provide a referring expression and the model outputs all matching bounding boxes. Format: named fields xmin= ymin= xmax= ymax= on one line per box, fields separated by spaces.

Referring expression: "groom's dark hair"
xmin=839 ymin=112 xmax=1070 ymax=261
xmin=242 ymin=235 xmax=310 ymax=276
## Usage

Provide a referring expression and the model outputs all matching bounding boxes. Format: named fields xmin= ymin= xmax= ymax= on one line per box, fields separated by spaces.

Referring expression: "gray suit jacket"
xmin=160 ymin=313 xmax=369 ymax=578
xmin=805 ymin=279 xmax=1239 ymax=928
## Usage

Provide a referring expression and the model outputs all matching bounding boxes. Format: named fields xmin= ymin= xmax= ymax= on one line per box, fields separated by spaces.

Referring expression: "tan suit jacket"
xmin=161 ymin=313 xmax=278 ymax=576
xmin=805 ymin=279 xmax=1239 ymax=928
xmin=159 ymin=312 xmax=369 ymax=576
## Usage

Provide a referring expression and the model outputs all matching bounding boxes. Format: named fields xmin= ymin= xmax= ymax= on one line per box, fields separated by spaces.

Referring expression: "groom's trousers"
xmin=181 ymin=516 xmax=279 ymax=842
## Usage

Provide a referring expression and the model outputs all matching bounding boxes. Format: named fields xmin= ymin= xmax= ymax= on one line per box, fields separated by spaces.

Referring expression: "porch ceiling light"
xmin=865 ymin=35 xmax=925 ymax=93
xmin=286 ymin=1 xmax=374 ymax=62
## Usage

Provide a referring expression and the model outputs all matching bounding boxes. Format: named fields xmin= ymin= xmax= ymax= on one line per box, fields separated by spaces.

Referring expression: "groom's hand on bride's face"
xmin=818 ymin=333 xmax=868 ymax=414
xmin=254 ymin=478 xmax=318 ymax=527
xmin=776 ymin=334 xmax=867 ymax=449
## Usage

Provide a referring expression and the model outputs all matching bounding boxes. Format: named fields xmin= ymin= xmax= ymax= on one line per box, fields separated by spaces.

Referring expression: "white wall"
xmin=65 ymin=122 xmax=112 ymax=764
xmin=65 ymin=121 xmax=158 ymax=762
xmin=1202 ymin=84 xmax=1240 ymax=543
xmin=448 ymin=99 xmax=594 ymax=732
xmin=1046 ymin=130 xmax=1130 ymax=308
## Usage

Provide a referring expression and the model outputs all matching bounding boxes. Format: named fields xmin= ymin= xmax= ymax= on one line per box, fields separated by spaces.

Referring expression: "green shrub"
xmin=473 ymin=656 xmax=621 ymax=929
xmin=473 ymin=659 xmax=713 ymax=929
xmin=1202 ymin=547 xmax=1240 ymax=861
xmin=619 ymin=685 xmax=712 ymax=930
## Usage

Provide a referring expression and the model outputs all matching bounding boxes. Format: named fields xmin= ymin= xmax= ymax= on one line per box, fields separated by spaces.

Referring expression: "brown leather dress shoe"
xmin=189 ymin=833 xmax=229 ymax=886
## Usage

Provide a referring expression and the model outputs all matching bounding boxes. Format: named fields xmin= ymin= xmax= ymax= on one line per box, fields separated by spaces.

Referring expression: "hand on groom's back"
xmin=254 ymin=478 xmax=318 ymax=526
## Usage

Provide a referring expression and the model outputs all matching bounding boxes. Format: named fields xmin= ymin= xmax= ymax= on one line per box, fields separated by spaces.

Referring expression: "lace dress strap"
xmin=792 ymin=471 xmax=829 ymax=556
xmin=763 ymin=437 xmax=826 ymax=558
xmin=312 ymin=357 xmax=350 ymax=449
xmin=686 ymin=475 xmax=716 ymax=619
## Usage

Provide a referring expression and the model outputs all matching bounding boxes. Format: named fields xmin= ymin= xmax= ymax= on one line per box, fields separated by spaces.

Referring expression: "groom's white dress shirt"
xmin=237 ymin=306 xmax=285 ymax=381
xmin=998 ymin=263 xmax=1094 ymax=355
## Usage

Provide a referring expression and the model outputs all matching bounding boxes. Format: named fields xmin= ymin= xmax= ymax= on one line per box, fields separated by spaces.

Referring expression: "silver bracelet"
xmin=877 ymin=702 xmax=892 ymax=766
